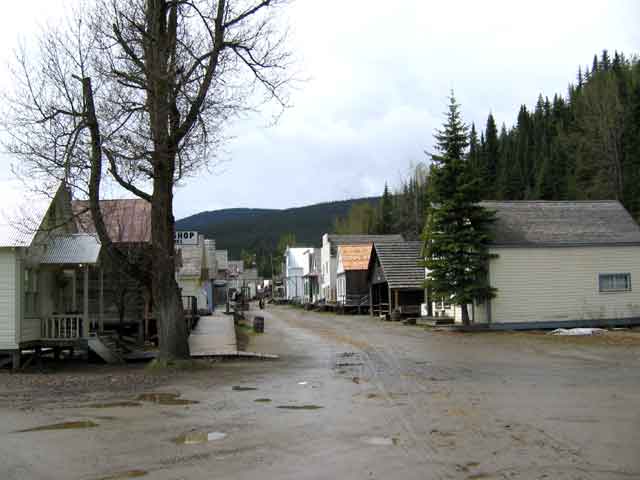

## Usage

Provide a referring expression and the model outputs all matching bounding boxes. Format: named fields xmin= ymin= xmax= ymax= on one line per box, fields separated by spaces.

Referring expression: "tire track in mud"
xmin=276 ymin=307 xmax=454 ymax=477
xmin=273 ymin=307 xmax=624 ymax=480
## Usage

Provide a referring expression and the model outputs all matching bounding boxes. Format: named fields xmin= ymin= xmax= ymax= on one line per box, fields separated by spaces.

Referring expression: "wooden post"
xmin=369 ymin=285 xmax=373 ymax=317
xmin=99 ymin=268 xmax=104 ymax=334
xmin=83 ymin=265 xmax=89 ymax=336
xmin=395 ymin=290 xmax=399 ymax=313
xmin=388 ymin=286 xmax=392 ymax=314
xmin=71 ymin=270 xmax=77 ymax=312
xmin=11 ymin=351 xmax=20 ymax=370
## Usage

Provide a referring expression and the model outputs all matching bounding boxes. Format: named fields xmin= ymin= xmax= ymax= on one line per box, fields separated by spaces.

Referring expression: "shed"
xmin=465 ymin=200 xmax=640 ymax=328
xmin=367 ymin=241 xmax=425 ymax=317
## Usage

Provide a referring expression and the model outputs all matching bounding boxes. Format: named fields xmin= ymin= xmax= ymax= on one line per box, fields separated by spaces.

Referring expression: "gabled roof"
xmin=327 ymin=234 xmax=404 ymax=255
xmin=338 ymin=244 xmax=372 ymax=271
xmin=72 ymin=199 xmax=151 ymax=243
xmin=328 ymin=234 xmax=404 ymax=245
xmin=481 ymin=201 xmax=640 ymax=247
xmin=39 ymin=234 xmax=101 ymax=265
xmin=370 ymin=241 xmax=424 ymax=289
xmin=0 ymin=181 xmax=60 ymax=248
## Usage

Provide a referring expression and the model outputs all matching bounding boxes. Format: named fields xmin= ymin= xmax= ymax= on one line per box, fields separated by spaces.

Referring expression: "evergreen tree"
xmin=483 ymin=113 xmax=500 ymax=198
xmin=423 ymin=92 xmax=497 ymax=325
xmin=468 ymin=123 xmax=480 ymax=177
xmin=379 ymin=183 xmax=394 ymax=234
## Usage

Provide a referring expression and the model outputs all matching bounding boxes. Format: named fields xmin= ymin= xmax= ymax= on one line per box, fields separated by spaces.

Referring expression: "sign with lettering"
xmin=175 ymin=231 xmax=198 ymax=245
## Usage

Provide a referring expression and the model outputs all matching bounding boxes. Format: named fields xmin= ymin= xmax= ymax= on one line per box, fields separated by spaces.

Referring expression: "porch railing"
xmin=41 ymin=314 xmax=86 ymax=340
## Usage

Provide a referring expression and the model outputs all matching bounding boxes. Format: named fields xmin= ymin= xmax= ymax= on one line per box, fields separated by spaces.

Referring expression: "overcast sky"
xmin=0 ymin=1 xmax=638 ymax=219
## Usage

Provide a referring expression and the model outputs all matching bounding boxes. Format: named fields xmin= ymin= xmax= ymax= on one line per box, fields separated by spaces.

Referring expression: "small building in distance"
xmin=320 ymin=234 xmax=403 ymax=303
xmin=367 ymin=241 xmax=425 ymax=317
xmin=336 ymin=244 xmax=372 ymax=309
xmin=284 ymin=247 xmax=311 ymax=303
xmin=302 ymin=248 xmax=321 ymax=304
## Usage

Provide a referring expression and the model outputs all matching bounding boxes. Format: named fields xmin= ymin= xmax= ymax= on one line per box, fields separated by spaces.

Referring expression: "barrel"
xmin=253 ymin=316 xmax=264 ymax=333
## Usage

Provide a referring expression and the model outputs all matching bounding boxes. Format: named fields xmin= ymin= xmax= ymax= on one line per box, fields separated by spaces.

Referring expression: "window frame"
xmin=598 ymin=273 xmax=632 ymax=293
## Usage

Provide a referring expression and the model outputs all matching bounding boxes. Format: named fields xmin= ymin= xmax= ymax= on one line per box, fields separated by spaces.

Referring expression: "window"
xmin=24 ymin=268 xmax=39 ymax=317
xmin=599 ymin=273 xmax=631 ymax=292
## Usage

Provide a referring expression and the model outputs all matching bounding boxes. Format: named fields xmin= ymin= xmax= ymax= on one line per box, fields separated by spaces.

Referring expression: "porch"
xmin=34 ymin=234 xmax=104 ymax=343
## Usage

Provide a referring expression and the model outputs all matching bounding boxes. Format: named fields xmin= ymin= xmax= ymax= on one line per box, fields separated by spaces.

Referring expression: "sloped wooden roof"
xmin=482 ymin=200 xmax=640 ymax=247
xmin=338 ymin=244 xmax=372 ymax=271
xmin=371 ymin=241 xmax=424 ymax=289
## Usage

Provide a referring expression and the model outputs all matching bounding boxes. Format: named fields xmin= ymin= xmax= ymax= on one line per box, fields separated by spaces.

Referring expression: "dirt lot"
xmin=1 ymin=306 xmax=639 ymax=480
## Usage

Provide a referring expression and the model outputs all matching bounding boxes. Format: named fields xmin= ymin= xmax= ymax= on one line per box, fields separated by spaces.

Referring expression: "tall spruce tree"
xmin=423 ymin=93 xmax=497 ymax=325
xmin=379 ymin=183 xmax=394 ymax=234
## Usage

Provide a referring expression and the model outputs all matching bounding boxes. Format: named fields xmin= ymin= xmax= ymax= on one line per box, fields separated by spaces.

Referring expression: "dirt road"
xmin=1 ymin=306 xmax=639 ymax=479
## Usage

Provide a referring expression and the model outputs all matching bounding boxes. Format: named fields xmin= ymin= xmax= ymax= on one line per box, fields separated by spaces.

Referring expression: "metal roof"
xmin=72 ymin=199 xmax=151 ymax=243
xmin=338 ymin=244 xmax=372 ymax=271
xmin=371 ymin=241 xmax=425 ymax=289
xmin=39 ymin=234 xmax=101 ymax=265
xmin=481 ymin=200 xmax=640 ymax=247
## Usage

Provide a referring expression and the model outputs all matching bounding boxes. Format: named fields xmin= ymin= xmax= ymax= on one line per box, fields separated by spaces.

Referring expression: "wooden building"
xmin=320 ymin=234 xmax=403 ymax=302
xmin=367 ymin=241 xmax=425 ymax=317
xmin=461 ymin=201 xmax=640 ymax=328
xmin=336 ymin=244 xmax=372 ymax=310
xmin=0 ymin=183 xmax=107 ymax=367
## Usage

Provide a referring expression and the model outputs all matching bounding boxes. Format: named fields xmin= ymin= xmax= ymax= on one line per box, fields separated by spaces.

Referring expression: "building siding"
xmin=0 ymin=249 xmax=18 ymax=349
xmin=479 ymin=246 xmax=640 ymax=324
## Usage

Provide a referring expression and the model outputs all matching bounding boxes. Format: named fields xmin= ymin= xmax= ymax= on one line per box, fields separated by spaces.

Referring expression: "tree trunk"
xmin=460 ymin=303 xmax=470 ymax=326
xmin=151 ymin=158 xmax=189 ymax=360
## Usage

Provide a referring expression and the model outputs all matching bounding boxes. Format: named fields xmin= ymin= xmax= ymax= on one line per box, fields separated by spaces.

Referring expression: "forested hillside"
xmin=471 ymin=50 xmax=639 ymax=216
xmin=336 ymin=51 xmax=640 ymax=239
xmin=176 ymin=197 xmax=379 ymax=274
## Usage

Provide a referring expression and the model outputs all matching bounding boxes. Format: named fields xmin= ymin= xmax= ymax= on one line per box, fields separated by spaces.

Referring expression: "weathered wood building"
xmin=320 ymin=234 xmax=403 ymax=303
xmin=336 ymin=244 xmax=372 ymax=308
xmin=367 ymin=241 xmax=425 ymax=317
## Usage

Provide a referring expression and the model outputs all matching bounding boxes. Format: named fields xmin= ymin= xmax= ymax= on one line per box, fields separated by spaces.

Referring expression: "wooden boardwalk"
xmin=188 ymin=313 xmax=237 ymax=356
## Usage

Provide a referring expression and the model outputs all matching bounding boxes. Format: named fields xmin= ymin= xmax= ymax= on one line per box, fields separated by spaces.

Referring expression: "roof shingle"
xmin=482 ymin=200 xmax=640 ymax=247
xmin=372 ymin=241 xmax=424 ymax=289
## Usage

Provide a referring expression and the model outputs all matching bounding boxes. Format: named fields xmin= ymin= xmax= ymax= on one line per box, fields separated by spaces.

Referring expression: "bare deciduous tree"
xmin=4 ymin=0 xmax=292 ymax=360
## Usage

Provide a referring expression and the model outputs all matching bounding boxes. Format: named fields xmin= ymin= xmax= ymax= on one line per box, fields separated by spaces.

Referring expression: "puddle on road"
xmin=362 ymin=436 xmax=399 ymax=446
xmin=16 ymin=420 xmax=98 ymax=432
xmin=89 ymin=401 xmax=142 ymax=409
xmin=254 ymin=398 xmax=272 ymax=403
xmin=95 ymin=470 xmax=148 ymax=480
xmin=232 ymin=386 xmax=258 ymax=391
xmin=136 ymin=393 xmax=198 ymax=406
xmin=277 ymin=405 xmax=323 ymax=410
xmin=174 ymin=431 xmax=227 ymax=445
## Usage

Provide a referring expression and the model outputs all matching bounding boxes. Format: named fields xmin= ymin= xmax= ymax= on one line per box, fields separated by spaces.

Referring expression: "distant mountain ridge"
xmin=176 ymin=197 xmax=380 ymax=258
